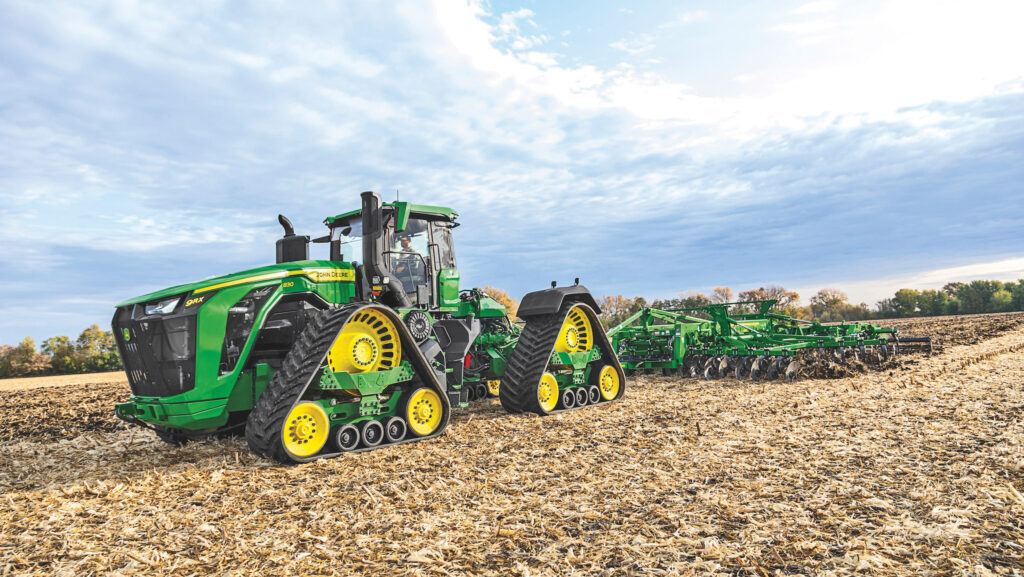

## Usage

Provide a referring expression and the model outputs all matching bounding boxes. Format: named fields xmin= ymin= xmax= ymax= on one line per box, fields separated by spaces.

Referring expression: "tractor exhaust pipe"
xmin=275 ymin=214 xmax=309 ymax=264
xmin=360 ymin=191 xmax=412 ymax=308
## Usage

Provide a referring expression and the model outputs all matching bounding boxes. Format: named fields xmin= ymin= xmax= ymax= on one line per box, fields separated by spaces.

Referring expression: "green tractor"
xmin=112 ymin=192 xmax=624 ymax=463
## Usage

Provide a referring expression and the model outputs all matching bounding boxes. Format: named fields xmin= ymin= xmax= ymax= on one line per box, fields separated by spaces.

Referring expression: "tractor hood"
xmin=115 ymin=260 xmax=355 ymax=307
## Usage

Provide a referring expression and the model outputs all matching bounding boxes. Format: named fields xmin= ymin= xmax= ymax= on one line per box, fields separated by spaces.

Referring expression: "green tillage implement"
xmin=608 ymin=300 xmax=931 ymax=381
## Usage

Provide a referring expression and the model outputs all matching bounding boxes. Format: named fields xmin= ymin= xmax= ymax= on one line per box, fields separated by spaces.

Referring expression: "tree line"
xmin=3 ymin=279 xmax=1022 ymax=378
xmin=0 ymin=325 xmax=122 ymax=378
xmin=596 ymin=278 xmax=1024 ymax=328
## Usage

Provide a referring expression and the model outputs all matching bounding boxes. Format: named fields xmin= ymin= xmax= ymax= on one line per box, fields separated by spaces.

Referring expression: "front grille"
xmin=113 ymin=299 xmax=198 ymax=397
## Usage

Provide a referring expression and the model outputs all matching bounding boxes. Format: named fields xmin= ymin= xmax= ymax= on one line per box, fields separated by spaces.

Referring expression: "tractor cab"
xmin=324 ymin=193 xmax=461 ymax=311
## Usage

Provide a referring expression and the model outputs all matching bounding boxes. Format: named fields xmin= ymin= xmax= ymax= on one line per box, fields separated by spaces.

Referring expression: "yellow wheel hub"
xmin=406 ymin=388 xmax=442 ymax=436
xmin=328 ymin=309 xmax=402 ymax=374
xmin=537 ymin=373 xmax=559 ymax=413
xmin=487 ymin=379 xmax=501 ymax=396
xmin=554 ymin=306 xmax=592 ymax=354
xmin=282 ymin=402 xmax=329 ymax=458
xmin=598 ymin=365 xmax=620 ymax=401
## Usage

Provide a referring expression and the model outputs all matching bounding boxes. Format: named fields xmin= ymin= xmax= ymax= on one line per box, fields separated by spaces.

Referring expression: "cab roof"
xmin=324 ymin=201 xmax=458 ymax=232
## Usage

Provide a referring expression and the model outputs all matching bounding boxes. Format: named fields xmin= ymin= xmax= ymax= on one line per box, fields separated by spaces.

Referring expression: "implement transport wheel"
xmin=474 ymin=382 xmax=488 ymax=401
xmin=281 ymin=402 xmax=330 ymax=459
xmin=405 ymin=387 xmax=443 ymax=437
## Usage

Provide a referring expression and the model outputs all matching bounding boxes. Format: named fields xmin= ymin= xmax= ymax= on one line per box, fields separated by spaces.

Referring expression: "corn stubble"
xmin=1 ymin=313 xmax=1022 ymax=576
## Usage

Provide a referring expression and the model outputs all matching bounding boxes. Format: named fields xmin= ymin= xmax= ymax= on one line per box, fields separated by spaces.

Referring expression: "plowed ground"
xmin=2 ymin=313 xmax=1022 ymax=576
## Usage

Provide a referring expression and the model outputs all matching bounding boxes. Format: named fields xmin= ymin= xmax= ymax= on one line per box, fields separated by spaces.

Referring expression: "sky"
xmin=1 ymin=0 xmax=1023 ymax=344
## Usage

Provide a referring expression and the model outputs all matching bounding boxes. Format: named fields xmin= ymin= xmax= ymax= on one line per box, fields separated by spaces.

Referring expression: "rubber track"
xmin=499 ymin=313 xmax=563 ymax=414
xmin=246 ymin=303 xmax=451 ymax=464
xmin=500 ymin=302 xmax=625 ymax=415
xmin=245 ymin=306 xmax=353 ymax=461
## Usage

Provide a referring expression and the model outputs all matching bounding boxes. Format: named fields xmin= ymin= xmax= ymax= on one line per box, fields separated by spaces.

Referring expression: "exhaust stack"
xmin=275 ymin=214 xmax=310 ymax=263
xmin=360 ymin=191 xmax=412 ymax=308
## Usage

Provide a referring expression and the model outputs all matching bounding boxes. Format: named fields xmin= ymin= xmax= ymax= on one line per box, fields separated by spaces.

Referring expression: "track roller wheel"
xmin=281 ymin=402 xmax=330 ymax=459
xmin=405 ymin=387 xmax=444 ymax=437
xmin=384 ymin=416 xmax=407 ymax=443
xmin=587 ymin=385 xmax=601 ymax=404
xmin=560 ymin=388 xmax=577 ymax=409
xmin=487 ymin=379 xmax=501 ymax=397
xmin=334 ymin=424 xmax=360 ymax=452
xmin=574 ymin=387 xmax=589 ymax=407
xmin=360 ymin=420 xmax=384 ymax=448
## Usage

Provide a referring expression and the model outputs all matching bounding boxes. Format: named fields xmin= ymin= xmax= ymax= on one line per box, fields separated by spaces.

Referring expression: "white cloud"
xmin=609 ymin=34 xmax=656 ymax=55
xmin=794 ymin=1 xmax=838 ymax=15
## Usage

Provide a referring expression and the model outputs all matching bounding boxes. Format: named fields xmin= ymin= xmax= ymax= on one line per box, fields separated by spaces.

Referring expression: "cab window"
xmin=433 ymin=222 xmax=456 ymax=269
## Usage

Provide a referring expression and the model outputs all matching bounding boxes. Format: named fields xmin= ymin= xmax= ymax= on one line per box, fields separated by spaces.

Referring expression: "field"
xmin=2 ymin=313 xmax=1023 ymax=576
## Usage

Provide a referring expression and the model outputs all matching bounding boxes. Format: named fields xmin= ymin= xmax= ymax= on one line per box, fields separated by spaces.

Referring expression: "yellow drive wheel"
xmin=597 ymin=365 xmax=620 ymax=401
xmin=554 ymin=305 xmax=593 ymax=354
xmin=487 ymin=379 xmax=501 ymax=397
xmin=537 ymin=373 xmax=559 ymax=413
xmin=281 ymin=402 xmax=329 ymax=458
xmin=406 ymin=387 xmax=443 ymax=437
xmin=327 ymin=308 xmax=402 ymax=374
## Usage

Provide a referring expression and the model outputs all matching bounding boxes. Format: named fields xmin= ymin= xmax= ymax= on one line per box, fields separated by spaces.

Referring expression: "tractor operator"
xmin=393 ymin=236 xmax=423 ymax=294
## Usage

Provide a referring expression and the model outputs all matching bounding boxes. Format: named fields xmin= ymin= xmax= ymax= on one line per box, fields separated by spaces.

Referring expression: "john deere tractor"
xmin=113 ymin=192 xmax=624 ymax=463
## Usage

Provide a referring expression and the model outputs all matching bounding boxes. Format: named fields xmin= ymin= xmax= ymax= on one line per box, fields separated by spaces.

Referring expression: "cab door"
xmin=432 ymin=222 xmax=460 ymax=308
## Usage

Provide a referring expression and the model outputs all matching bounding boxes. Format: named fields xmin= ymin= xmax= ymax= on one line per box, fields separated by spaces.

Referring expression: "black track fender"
xmin=517 ymin=285 xmax=601 ymax=319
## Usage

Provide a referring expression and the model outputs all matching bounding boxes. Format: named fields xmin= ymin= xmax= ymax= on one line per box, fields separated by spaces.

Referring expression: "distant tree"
xmin=916 ymin=289 xmax=950 ymax=316
xmin=956 ymin=280 xmax=1003 ymax=313
xmin=892 ymin=289 xmax=921 ymax=317
xmin=737 ymin=285 xmax=801 ymax=316
xmin=76 ymin=325 xmax=121 ymax=372
xmin=481 ymin=286 xmax=519 ymax=320
xmin=992 ymin=289 xmax=1013 ymax=312
xmin=710 ymin=286 xmax=733 ymax=304
xmin=0 ymin=337 xmax=51 ymax=377
xmin=942 ymin=282 xmax=965 ymax=297
xmin=1010 ymin=279 xmax=1024 ymax=310
xmin=650 ymin=292 xmax=712 ymax=319
xmin=598 ymin=295 xmax=648 ymax=328
xmin=43 ymin=334 xmax=82 ymax=374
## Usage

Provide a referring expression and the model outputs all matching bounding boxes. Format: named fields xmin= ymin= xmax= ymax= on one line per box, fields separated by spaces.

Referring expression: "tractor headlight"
xmin=144 ymin=296 xmax=181 ymax=316
xmin=219 ymin=286 xmax=276 ymax=375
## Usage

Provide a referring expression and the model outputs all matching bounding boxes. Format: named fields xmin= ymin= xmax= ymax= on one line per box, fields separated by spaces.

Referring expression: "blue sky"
xmin=1 ymin=0 xmax=1023 ymax=343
